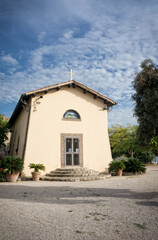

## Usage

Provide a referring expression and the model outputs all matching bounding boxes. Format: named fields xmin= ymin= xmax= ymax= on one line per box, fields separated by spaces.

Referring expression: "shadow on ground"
xmin=0 ymin=184 xmax=158 ymax=207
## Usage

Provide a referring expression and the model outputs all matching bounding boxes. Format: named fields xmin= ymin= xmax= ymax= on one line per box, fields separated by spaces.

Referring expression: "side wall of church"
xmin=23 ymin=86 xmax=112 ymax=175
xmin=9 ymin=104 xmax=29 ymax=160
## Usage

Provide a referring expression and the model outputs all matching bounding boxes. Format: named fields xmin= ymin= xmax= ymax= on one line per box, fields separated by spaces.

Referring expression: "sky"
xmin=0 ymin=0 xmax=158 ymax=127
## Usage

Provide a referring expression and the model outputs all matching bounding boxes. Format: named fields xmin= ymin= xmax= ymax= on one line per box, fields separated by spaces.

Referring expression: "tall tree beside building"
xmin=0 ymin=114 xmax=9 ymax=148
xmin=132 ymin=59 xmax=158 ymax=151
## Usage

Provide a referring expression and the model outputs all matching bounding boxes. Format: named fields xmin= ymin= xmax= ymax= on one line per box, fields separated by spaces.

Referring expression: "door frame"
xmin=61 ymin=133 xmax=83 ymax=168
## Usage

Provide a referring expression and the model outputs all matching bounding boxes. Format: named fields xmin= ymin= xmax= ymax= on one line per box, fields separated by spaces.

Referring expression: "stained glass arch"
xmin=63 ymin=110 xmax=80 ymax=119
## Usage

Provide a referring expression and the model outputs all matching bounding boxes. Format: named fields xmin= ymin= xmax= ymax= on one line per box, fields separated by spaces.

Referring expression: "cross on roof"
xmin=67 ymin=69 xmax=75 ymax=80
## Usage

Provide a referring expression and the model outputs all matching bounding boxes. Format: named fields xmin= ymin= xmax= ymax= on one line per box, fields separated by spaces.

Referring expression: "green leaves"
xmin=0 ymin=114 xmax=9 ymax=148
xmin=122 ymin=158 xmax=146 ymax=173
xmin=109 ymin=157 xmax=146 ymax=174
xmin=132 ymin=59 xmax=158 ymax=146
xmin=28 ymin=163 xmax=45 ymax=172
xmin=109 ymin=125 xmax=138 ymax=158
xmin=108 ymin=161 xmax=126 ymax=173
xmin=0 ymin=156 xmax=24 ymax=174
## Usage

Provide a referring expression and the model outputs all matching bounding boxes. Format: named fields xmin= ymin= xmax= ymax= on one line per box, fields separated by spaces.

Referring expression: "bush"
xmin=0 ymin=168 xmax=7 ymax=182
xmin=122 ymin=157 xmax=146 ymax=173
xmin=134 ymin=151 xmax=154 ymax=163
xmin=0 ymin=156 xmax=24 ymax=174
xmin=108 ymin=160 xmax=126 ymax=173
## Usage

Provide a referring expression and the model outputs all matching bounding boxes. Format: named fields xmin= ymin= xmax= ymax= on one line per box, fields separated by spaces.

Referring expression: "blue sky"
xmin=0 ymin=0 xmax=158 ymax=126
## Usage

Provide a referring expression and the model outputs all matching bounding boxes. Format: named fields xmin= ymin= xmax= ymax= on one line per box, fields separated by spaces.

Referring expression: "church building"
xmin=9 ymin=79 xmax=116 ymax=176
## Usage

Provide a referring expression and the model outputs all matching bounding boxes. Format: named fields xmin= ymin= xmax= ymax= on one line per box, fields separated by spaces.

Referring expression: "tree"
xmin=151 ymin=136 xmax=158 ymax=155
xmin=109 ymin=124 xmax=154 ymax=162
xmin=0 ymin=114 xmax=9 ymax=148
xmin=132 ymin=59 xmax=158 ymax=148
xmin=109 ymin=125 xmax=139 ymax=158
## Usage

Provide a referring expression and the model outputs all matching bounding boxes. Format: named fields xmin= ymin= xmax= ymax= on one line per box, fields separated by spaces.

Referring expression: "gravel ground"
xmin=0 ymin=165 xmax=158 ymax=240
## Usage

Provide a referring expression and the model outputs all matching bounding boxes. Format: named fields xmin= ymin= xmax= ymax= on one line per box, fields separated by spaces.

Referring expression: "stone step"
xmin=52 ymin=169 xmax=99 ymax=174
xmin=42 ymin=167 xmax=111 ymax=182
xmin=46 ymin=172 xmax=99 ymax=177
xmin=41 ymin=175 xmax=111 ymax=182
xmin=21 ymin=167 xmax=111 ymax=181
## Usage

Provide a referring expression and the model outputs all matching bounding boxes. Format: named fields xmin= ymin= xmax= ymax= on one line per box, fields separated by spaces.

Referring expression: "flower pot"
xmin=116 ymin=170 xmax=123 ymax=176
xmin=6 ymin=173 xmax=19 ymax=182
xmin=31 ymin=172 xmax=41 ymax=181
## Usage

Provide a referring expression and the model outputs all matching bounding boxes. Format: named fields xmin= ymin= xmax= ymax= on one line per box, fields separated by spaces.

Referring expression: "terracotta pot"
xmin=116 ymin=169 xmax=123 ymax=176
xmin=31 ymin=172 xmax=41 ymax=181
xmin=6 ymin=173 xmax=19 ymax=182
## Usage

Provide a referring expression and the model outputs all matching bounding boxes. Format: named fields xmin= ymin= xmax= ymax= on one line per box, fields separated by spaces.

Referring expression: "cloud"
xmin=1 ymin=54 xmax=18 ymax=65
xmin=63 ymin=31 xmax=74 ymax=40
xmin=108 ymin=104 xmax=137 ymax=127
xmin=0 ymin=0 xmax=158 ymax=126
xmin=38 ymin=31 xmax=46 ymax=44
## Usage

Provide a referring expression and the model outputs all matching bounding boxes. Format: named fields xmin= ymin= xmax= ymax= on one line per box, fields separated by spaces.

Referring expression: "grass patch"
xmin=89 ymin=212 xmax=102 ymax=216
xmin=133 ymin=223 xmax=147 ymax=229
xmin=76 ymin=230 xmax=83 ymax=234
xmin=93 ymin=193 xmax=101 ymax=196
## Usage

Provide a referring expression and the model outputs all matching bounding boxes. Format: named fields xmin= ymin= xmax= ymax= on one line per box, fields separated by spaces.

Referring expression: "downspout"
xmin=22 ymin=97 xmax=31 ymax=161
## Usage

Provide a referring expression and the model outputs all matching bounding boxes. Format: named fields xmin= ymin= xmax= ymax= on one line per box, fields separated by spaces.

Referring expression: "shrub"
xmin=0 ymin=156 xmax=24 ymax=174
xmin=122 ymin=157 xmax=146 ymax=173
xmin=108 ymin=160 xmax=126 ymax=173
xmin=134 ymin=151 xmax=154 ymax=163
xmin=115 ymin=155 xmax=128 ymax=162
xmin=0 ymin=168 xmax=7 ymax=182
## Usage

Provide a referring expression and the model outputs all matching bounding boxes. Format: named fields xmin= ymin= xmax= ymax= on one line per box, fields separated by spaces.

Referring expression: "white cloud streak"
xmin=0 ymin=0 xmax=158 ymax=126
xmin=1 ymin=54 xmax=18 ymax=65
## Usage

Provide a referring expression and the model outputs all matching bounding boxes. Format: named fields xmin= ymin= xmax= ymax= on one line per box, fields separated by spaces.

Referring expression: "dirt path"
xmin=0 ymin=165 xmax=158 ymax=240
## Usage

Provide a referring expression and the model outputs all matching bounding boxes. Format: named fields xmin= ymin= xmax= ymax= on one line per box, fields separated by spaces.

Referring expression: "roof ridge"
xmin=25 ymin=79 xmax=116 ymax=105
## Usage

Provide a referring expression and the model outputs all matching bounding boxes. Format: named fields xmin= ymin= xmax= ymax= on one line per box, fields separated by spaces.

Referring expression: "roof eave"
xmin=9 ymin=80 xmax=117 ymax=126
xmin=25 ymin=80 xmax=117 ymax=106
xmin=8 ymin=94 xmax=31 ymax=127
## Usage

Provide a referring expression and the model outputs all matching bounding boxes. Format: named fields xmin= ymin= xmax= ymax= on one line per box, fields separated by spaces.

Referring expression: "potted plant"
xmin=108 ymin=160 xmax=126 ymax=176
xmin=0 ymin=167 xmax=7 ymax=182
xmin=29 ymin=163 xmax=45 ymax=181
xmin=0 ymin=156 xmax=24 ymax=182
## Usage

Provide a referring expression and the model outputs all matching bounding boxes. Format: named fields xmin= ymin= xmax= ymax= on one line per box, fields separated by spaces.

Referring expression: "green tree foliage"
xmin=109 ymin=124 xmax=154 ymax=162
xmin=109 ymin=124 xmax=139 ymax=158
xmin=132 ymin=59 xmax=158 ymax=149
xmin=0 ymin=114 xmax=9 ymax=148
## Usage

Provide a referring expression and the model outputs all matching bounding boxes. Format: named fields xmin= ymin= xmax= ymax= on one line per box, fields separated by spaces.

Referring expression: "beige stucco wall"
xmin=9 ymin=105 xmax=29 ymax=158
xmin=23 ymin=86 xmax=112 ymax=175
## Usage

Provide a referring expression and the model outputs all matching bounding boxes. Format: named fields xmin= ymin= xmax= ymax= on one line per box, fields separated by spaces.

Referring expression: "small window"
xmin=63 ymin=110 xmax=80 ymax=119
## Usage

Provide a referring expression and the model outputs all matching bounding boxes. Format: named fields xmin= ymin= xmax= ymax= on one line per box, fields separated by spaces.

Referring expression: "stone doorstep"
xmin=41 ymin=175 xmax=110 ymax=182
xmin=21 ymin=167 xmax=111 ymax=182
xmin=43 ymin=167 xmax=111 ymax=181
xmin=55 ymin=168 xmax=99 ymax=173
xmin=50 ymin=171 xmax=99 ymax=175
xmin=46 ymin=173 xmax=99 ymax=177
xmin=50 ymin=170 xmax=99 ymax=174
xmin=21 ymin=174 xmax=111 ymax=182
xmin=51 ymin=171 xmax=98 ymax=173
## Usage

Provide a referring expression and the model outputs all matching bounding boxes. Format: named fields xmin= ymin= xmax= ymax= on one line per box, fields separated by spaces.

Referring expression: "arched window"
xmin=63 ymin=110 xmax=80 ymax=119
